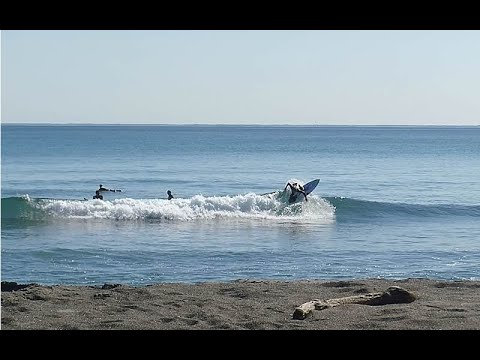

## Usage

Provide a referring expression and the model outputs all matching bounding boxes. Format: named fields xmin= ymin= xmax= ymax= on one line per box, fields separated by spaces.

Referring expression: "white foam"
xmin=36 ymin=193 xmax=336 ymax=222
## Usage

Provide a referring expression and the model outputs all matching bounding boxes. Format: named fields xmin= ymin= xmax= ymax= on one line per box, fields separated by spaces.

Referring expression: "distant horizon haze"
xmin=2 ymin=30 xmax=480 ymax=125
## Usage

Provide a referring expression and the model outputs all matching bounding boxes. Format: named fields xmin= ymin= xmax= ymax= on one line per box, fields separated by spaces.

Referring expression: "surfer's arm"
xmin=102 ymin=188 xmax=121 ymax=192
xmin=302 ymin=191 xmax=308 ymax=201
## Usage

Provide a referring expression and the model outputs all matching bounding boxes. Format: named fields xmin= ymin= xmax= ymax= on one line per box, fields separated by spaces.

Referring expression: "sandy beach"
xmin=2 ymin=278 xmax=480 ymax=330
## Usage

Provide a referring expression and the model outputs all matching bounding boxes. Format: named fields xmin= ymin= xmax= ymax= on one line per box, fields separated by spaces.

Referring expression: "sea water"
xmin=2 ymin=125 xmax=479 ymax=285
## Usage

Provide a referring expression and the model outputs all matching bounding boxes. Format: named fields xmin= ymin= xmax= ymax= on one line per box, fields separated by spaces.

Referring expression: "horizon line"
xmin=2 ymin=123 xmax=479 ymax=127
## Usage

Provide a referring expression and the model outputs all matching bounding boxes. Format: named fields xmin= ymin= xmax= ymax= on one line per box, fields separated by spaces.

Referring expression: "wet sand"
xmin=2 ymin=278 xmax=480 ymax=330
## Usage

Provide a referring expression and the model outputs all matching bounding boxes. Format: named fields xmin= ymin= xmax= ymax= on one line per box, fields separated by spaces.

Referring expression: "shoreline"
xmin=2 ymin=278 xmax=480 ymax=330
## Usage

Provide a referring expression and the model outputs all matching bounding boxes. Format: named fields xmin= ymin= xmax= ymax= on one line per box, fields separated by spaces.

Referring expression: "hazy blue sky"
xmin=2 ymin=30 xmax=479 ymax=125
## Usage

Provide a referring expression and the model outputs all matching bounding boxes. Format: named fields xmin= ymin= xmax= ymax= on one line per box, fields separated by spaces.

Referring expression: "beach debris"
xmin=1 ymin=281 xmax=35 ymax=292
xmin=93 ymin=293 xmax=112 ymax=299
xmin=101 ymin=283 xmax=121 ymax=290
xmin=293 ymin=286 xmax=416 ymax=320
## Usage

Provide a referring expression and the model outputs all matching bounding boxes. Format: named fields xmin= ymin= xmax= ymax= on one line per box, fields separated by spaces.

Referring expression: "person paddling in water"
xmin=167 ymin=190 xmax=174 ymax=200
xmin=284 ymin=182 xmax=308 ymax=204
xmin=98 ymin=184 xmax=121 ymax=193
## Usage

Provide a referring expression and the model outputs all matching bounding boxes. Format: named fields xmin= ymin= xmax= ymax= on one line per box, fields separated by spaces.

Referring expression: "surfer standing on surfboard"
xmin=284 ymin=182 xmax=308 ymax=203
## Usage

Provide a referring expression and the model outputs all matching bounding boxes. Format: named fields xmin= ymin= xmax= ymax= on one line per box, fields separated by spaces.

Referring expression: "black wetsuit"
xmin=93 ymin=190 xmax=103 ymax=200
xmin=286 ymin=183 xmax=307 ymax=204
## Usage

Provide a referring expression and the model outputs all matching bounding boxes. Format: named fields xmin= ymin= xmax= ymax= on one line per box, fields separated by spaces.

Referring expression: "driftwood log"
xmin=293 ymin=286 xmax=416 ymax=320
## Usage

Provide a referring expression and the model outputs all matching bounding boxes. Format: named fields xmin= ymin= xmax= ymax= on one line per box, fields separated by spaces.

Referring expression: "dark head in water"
xmin=167 ymin=190 xmax=174 ymax=200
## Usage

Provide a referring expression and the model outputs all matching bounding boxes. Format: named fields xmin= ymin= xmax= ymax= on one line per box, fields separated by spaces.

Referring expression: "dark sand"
xmin=2 ymin=278 xmax=480 ymax=330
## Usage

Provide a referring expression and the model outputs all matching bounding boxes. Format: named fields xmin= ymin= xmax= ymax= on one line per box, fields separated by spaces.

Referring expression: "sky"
xmin=1 ymin=30 xmax=479 ymax=125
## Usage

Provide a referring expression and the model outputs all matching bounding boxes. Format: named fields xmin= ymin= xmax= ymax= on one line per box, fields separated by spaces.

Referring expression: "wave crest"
xmin=1 ymin=194 xmax=336 ymax=223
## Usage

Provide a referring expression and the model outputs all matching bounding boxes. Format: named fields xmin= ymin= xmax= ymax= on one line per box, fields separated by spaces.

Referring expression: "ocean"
xmin=2 ymin=125 xmax=479 ymax=285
